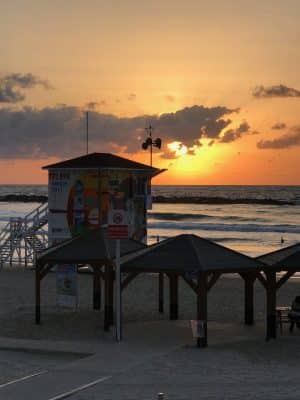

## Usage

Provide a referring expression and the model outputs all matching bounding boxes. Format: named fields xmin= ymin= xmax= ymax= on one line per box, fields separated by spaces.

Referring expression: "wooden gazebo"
xmin=35 ymin=228 xmax=146 ymax=330
xmin=121 ymin=234 xmax=266 ymax=347
xmin=257 ymin=242 xmax=300 ymax=339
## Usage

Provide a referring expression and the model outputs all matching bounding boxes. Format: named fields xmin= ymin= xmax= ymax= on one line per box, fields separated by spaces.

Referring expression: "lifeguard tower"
xmin=43 ymin=152 xmax=164 ymax=245
xmin=0 ymin=153 xmax=164 ymax=267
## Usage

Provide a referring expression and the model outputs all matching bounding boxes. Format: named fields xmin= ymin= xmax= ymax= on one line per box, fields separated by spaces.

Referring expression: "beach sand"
xmin=0 ymin=268 xmax=300 ymax=399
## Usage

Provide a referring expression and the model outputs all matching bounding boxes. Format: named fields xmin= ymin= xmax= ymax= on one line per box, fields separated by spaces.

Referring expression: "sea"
xmin=0 ymin=185 xmax=299 ymax=257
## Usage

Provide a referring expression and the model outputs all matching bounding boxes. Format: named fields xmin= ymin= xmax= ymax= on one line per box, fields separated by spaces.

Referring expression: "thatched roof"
xmin=257 ymin=243 xmax=300 ymax=269
xmin=37 ymin=228 xmax=146 ymax=265
xmin=121 ymin=234 xmax=264 ymax=274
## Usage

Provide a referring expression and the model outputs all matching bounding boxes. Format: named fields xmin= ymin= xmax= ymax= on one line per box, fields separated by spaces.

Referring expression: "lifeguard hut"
xmin=43 ymin=153 xmax=164 ymax=245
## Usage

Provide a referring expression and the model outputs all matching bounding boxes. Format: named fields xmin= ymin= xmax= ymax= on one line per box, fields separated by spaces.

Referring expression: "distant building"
xmin=43 ymin=153 xmax=164 ymax=244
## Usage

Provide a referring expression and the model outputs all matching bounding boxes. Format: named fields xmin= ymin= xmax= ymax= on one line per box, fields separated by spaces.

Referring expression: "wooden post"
xmin=93 ymin=266 xmax=101 ymax=311
xmin=169 ymin=274 xmax=178 ymax=320
xmin=108 ymin=266 xmax=114 ymax=326
xmin=158 ymin=272 xmax=164 ymax=313
xmin=244 ymin=274 xmax=255 ymax=325
xmin=197 ymin=273 xmax=208 ymax=348
xmin=35 ymin=262 xmax=41 ymax=324
xmin=104 ymin=264 xmax=110 ymax=331
xmin=266 ymin=270 xmax=277 ymax=340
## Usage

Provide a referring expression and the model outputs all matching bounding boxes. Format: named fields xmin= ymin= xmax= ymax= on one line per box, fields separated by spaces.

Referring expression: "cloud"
xmin=165 ymin=95 xmax=175 ymax=102
xmin=128 ymin=93 xmax=136 ymax=101
xmin=0 ymin=73 xmax=52 ymax=103
xmin=0 ymin=104 xmax=238 ymax=159
xmin=257 ymin=127 xmax=300 ymax=149
xmin=252 ymin=84 xmax=300 ymax=98
xmin=219 ymin=121 xmax=250 ymax=143
xmin=271 ymin=122 xmax=286 ymax=130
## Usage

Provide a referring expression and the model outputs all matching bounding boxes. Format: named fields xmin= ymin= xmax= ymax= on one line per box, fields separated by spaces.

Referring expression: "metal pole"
xmin=86 ymin=111 xmax=89 ymax=154
xmin=115 ymin=239 xmax=122 ymax=341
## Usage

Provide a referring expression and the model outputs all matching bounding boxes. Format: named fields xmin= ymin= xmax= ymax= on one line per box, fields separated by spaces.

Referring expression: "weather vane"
xmin=142 ymin=124 xmax=162 ymax=166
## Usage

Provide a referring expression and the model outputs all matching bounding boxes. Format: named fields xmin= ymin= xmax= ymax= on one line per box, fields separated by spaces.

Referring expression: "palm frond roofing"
xmin=37 ymin=228 xmax=146 ymax=264
xmin=257 ymin=242 xmax=300 ymax=269
xmin=121 ymin=234 xmax=264 ymax=273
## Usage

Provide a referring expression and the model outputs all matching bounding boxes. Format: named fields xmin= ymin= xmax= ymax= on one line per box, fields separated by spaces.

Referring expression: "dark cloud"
xmin=0 ymin=104 xmax=237 ymax=159
xmin=271 ymin=122 xmax=286 ymax=130
xmin=257 ymin=127 xmax=300 ymax=149
xmin=0 ymin=73 xmax=52 ymax=103
xmin=165 ymin=95 xmax=175 ymax=102
xmin=219 ymin=122 xmax=250 ymax=143
xmin=128 ymin=93 xmax=136 ymax=101
xmin=252 ymin=84 xmax=300 ymax=98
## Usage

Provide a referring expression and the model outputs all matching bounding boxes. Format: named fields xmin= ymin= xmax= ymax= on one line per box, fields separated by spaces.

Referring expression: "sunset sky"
xmin=1 ymin=0 xmax=300 ymax=184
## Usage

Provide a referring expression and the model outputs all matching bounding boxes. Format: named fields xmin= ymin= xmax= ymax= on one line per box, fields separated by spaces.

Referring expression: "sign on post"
xmin=108 ymin=209 xmax=129 ymax=342
xmin=108 ymin=209 xmax=129 ymax=239
xmin=56 ymin=264 xmax=78 ymax=308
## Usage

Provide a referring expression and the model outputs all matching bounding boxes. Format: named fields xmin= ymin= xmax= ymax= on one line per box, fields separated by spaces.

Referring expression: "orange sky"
xmin=1 ymin=0 xmax=300 ymax=185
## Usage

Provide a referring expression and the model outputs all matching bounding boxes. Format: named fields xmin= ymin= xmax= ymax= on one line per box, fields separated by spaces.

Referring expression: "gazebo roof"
xmin=121 ymin=234 xmax=264 ymax=273
xmin=37 ymin=228 xmax=146 ymax=265
xmin=257 ymin=242 xmax=300 ymax=269
xmin=42 ymin=152 xmax=164 ymax=177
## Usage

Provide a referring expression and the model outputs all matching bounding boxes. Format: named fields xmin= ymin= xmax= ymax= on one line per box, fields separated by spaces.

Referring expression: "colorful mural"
xmin=48 ymin=168 xmax=148 ymax=244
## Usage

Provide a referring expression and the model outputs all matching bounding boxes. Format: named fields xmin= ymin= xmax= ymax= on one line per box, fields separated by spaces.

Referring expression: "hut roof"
xmin=42 ymin=153 xmax=164 ymax=176
xmin=121 ymin=234 xmax=264 ymax=274
xmin=37 ymin=228 xmax=146 ymax=265
xmin=257 ymin=242 xmax=300 ymax=269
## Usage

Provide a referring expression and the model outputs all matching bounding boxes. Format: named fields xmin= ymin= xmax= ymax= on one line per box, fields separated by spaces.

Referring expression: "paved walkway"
xmin=0 ymin=321 xmax=300 ymax=400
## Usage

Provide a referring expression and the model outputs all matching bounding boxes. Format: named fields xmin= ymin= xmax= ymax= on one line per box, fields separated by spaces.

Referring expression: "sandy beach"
xmin=0 ymin=268 xmax=300 ymax=399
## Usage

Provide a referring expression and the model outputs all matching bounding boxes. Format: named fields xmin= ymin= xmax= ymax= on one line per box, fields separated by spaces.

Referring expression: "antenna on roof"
xmin=86 ymin=111 xmax=89 ymax=154
xmin=142 ymin=124 xmax=162 ymax=166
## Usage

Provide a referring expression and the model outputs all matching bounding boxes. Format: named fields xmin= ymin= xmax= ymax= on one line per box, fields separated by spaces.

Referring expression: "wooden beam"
xmin=197 ymin=273 xmax=208 ymax=348
xmin=35 ymin=263 xmax=41 ymax=325
xmin=169 ymin=274 xmax=179 ymax=320
xmin=104 ymin=265 xmax=110 ymax=331
xmin=93 ymin=266 xmax=102 ymax=310
xmin=244 ymin=274 xmax=256 ymax=325
xmin=181 ymin=275 xmax=198 ymax=294
xmin=207 ymin=272 xmax=221 ymax=291
xmin=108 ymin=266 xmax=114 ymax=326
xmin=121 ymin=272 xmax=139 ymax=291
xmin=266 ymin=270 xmax=277 ymax=340
xmin=276 ymin=271 xmax=295 ymax=290
xmin=158 ymin=272 xmax=164 ymax=313
xmin=257 ymin=272 xmax=267 ymax=289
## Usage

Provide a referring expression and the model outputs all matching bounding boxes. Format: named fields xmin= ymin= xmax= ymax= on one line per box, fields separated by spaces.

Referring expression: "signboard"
xmin=108 ymin=209 xmax=129 ymax=239
xmin=56 ymin=264 xmax=78 ymax=308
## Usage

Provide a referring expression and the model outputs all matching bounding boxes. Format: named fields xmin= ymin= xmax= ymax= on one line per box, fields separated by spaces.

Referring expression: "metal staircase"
xmin=0 ymin=203 xmax=49 ymax=268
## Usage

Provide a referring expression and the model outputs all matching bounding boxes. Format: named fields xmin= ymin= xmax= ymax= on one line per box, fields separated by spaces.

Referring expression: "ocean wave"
xmin=148 ymin=221 xmax=300 ymax=234
xmin=148 ymin=212 xmax=269 ymax=223
xmin=148 ymin=234 xmax=255 ymax=243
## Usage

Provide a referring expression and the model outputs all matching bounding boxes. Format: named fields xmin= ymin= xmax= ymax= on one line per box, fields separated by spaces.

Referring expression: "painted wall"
xmin=48 ymin=168 xmax=149 ymax=244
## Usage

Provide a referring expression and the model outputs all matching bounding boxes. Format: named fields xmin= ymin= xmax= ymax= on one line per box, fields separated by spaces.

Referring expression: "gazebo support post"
xmin=104 ymin=265 xmax=110 ymax=331
xmin=244 ymin=273 xmax=255 ymax=325
xmin=108 ymin=267 xmax=114 ymax=326
xmin=158 ymin=272 xmax=164 ymax=313
xmin=197 ymin=273 xmax=208 ymax=348
xmin=169 ymin=274 xmax=178 ymax=320
xmin=266 ymin=270 xmax=277 ymax=340
xmin=93 ymin=266 xmax=101 ymax=311
xmin=35 ymin=262 xmax=41 ymax=324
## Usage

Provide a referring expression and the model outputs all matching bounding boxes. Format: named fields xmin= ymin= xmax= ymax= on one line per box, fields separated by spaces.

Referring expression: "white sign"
xmin=56 ymin=264 xmax=78 ymax=308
